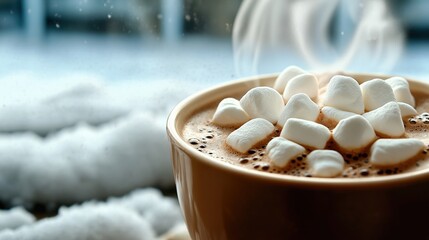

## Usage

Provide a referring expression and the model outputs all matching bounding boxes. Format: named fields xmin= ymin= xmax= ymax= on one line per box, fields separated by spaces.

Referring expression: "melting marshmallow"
xmin=397 ymin=102 xmax=418 ymax=118
xmin=370 ymin=138 xmax=425 ymax=166
xmin=321 ymin=106 xmax=357 ymax=125
xmin=226 ymin=118 xmax=275 ymax=153
xmin=323 ymin=75 xmax=364 ymax=114
xmin=273 ymin=66 xmax=306 ymax=93
xmin=360 ymin=79 xmax=396 ymax=111
xmin=266 ymin=137 xmax=306 ymax=168
xmin=333 ymin=115 xmax=376 ymax=152
xmin=240 ymin=87 xmax=284 ymax=124
xmin=363 ymin=102 xmax=405 ymax=137
xmin=277 ymin=93 xmax=320 ymax=127
xmin=307 ymin=150 xmax=345 ymax=178
xmin=212 ymin=98 xmax=250 ymax=126
xmin=280 ymin=118 xmax=331 ymax=149
xmin=385 ymin=77 xmax=416 ymax=107
xmin=283 ymin=74 xmax=319 ymax=102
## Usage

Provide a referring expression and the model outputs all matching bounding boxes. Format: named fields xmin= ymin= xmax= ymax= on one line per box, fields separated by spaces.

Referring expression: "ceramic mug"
xmin=167 ymin=73 xmax=429 ymax=239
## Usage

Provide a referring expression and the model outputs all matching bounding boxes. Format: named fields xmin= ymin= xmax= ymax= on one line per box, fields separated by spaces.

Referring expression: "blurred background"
xmin=0 ymin=0 xmax=428 ymax=82
xmin=0 ymin=0 xmax=241 ymax=83
xmin=0 ymin=0 xmax=428 ymax=206
xmin=0 ymin=0 xmax=428 ymax=238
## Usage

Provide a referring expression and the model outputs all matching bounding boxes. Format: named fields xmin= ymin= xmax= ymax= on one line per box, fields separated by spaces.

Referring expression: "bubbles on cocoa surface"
xmin=340 ymin=151 xmax=377 ymax=178
xmin=239 ymin=158 xmax=249 ymax=164
xmin=188 ymin=138 xmax=199 ymax=145
xmin=188 ymin=126 xmax=222 ymax=158
xmin=266 ymin=153 xmax=310 ymax=177
xmin=251 ymin=161 xmax=271 ymax=171
xmin=261 ymin=164 xmax=270 ymax=171
xmin=340 ymin=151 xmax=407 ymax=178
xmin=247 ymin=149 xmax=257 ymax=154
xmin=359 ymin=169 xmax=369 ymax=176
xmin=186 ymin=112 xmax=429 ymax=178
xmin=407 ymin=113 xmax=429 ymax=131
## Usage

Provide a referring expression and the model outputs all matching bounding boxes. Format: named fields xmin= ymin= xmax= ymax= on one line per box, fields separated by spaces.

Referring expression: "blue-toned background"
xmin=1 ymin=0 xmax=428 ymax=83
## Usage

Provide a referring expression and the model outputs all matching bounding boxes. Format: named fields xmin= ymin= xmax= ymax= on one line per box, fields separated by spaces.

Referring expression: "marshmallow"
xmin=321 ymin=106 xmax=357 ymax=125
xmin=273 ymin=66 xmax=306 ymax=93
xmin=226 ymin=118 xmax=275 ymax=153
xmin=362 ymin=102 xmax=405 ymax=137
xmin=307 ymin=150 xmax=345 ymax=178
xmin=385 ymin=77 xmax=415 ymax=107
xmin=283 ymin=74 xmax=319 ymax=102
xmin=211 ymin=98 xmax=250 ymax=126
xmin=323 ymin=75 xmax=364 ymax=114
xmin=370 ymin=138 xmax=425 ymax=166
xmin=266 ymin=137 xmax=306 ymax=168
xmin=240 ymin=87 xmax=284 ymax=124
xmin=333 ymin=115 xmax=376 ymax=152
xmin=360 ymin=79 xmax=396 ymax=111
xmin=397 ymin=102 xmax=418 ymax=118
xmin=277 ymin=93 xmax=320 ymax=127
xmin=280 ymin=118 xmax=331 ymax=149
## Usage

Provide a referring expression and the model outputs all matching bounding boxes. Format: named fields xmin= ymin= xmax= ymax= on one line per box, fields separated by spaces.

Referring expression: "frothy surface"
xmin=182 ymin=80 xmax=429 ymax=178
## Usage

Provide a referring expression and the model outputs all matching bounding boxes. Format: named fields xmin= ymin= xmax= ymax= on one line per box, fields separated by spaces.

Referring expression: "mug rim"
xmin=167 ymin=72 xmax=429 ymax=189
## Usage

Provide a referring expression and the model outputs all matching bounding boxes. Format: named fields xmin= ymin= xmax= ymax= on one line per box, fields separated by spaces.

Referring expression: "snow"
xmin=0 ymin=33 xmax=228 ymax=239
xmin=0 ymin=76 xmax=209 ymax=135
xmin=0 ymin=80 xmax=213 ymax=206
xmin=0 ymin=71 xmax=213 ymax=204
xmin=0 ymin=207 xmax=156 ymax=240
xmin=0 ymin=208 xmax=35 ymax=231
xmin=0 ymin=112 xmax=175 ymax=203
xmin=0 ymin=188 xmax=185 ymax=240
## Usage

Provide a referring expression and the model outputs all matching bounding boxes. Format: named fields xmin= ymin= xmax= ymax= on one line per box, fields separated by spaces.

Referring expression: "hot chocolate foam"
xmin=183 ymin=75 xmax=429 ymax=178
xmin=183 ymin=110 xmax=429 ymax=178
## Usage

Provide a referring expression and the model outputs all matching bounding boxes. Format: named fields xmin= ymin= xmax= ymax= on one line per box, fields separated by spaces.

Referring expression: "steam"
xmin=233 ymin=0 xmax=404 ymax=75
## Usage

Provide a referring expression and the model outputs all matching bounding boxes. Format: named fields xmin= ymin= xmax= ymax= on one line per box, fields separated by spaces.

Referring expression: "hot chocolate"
xmin=182 ymin=73 xmax=429 ymax=178
xmin=168 ymin=72 xmax=429 ymax=239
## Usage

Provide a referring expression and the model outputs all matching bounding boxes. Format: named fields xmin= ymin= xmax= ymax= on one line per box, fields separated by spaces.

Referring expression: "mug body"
xmin=167 ymin=73 xmax=429 ymax=239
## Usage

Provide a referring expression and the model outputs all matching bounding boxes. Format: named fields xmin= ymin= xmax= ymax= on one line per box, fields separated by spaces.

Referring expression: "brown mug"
xmin=166 ymin=73 xmax=429 ymax=240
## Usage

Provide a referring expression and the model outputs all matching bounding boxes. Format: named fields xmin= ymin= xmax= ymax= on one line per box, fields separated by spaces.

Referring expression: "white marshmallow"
xmin=283 ymin=74 xmax=319 ymax=102
xmin=333 ymin=115 xmax=376 ymax=152
xmin=370 ymin=138 xmax=425 ymax=166
xmin=273 ymin=66 xmax=306 ymax=93
xmin=240 ymin=87 xmax=284 ymax=124
xmin=307 ymin=150 xmax=345 ymax=178
xmin=361 ymin=79 xmax=396 ymax=111
xmin=321 ymin=106 xmax=357 ymax=125
xmin=277 ymin=93 xmax=320 ymax=127
xmin=266 ymin=137 xmax=306 ymax=168
xmin=226 ymin=118 xmax=275 ymax=153
xmin=397 ymin=102 xmax=418 ymax=118
xmin=280 ymin=118 xmax=331 ymax=149
xmin=211 ymin=98 xmax=250 ymax=126
xmin=385 ymin=77 xmax=415 ymax=107
xmin=362 ymin=102 xmax=405 ymax=137
xmin=323 ymin=75 xmax=364 ymax=114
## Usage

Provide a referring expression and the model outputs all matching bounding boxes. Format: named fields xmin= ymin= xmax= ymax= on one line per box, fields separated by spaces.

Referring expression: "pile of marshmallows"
xmin=212 ymin=66 xmax=426 ymax=178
